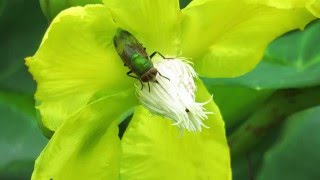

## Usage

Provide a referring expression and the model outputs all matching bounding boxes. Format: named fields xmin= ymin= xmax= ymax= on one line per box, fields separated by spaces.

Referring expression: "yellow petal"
xmin=120 ymin=80 xmax=231 ymax=180
xmin=307 ymin=0 xmax=320 ymax=17
xmin=103 ymin=0 xmax=181 ymax=55
xmin=31 ymin=89 xmax=136 ymax=180
xmin=181 ymin=0 xmax=317 ymax=77
xmin=26 ymin=5 xmax=136 ymax=132
xmin=246 ymin=0 xmax=320 ymax=17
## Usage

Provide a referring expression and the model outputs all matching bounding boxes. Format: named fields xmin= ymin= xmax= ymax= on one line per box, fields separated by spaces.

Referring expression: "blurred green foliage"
xmin=258 ymin=106 xmax=320 ymax=180
xmin=0 ymin=0 xmax=48 ymax=179
xmin=0 ymin=0 xmax=46 ymax=94
xmin=1 ymin=0 xmax=320 ymax=179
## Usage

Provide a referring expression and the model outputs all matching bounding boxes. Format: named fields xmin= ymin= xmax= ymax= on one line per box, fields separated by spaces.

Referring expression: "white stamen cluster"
xmin=135 ymin=57 xmax=212 ymax=132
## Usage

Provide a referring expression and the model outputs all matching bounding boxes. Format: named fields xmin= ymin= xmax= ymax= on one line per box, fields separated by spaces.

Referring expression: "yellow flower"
xmin=26 ymin=0 xmax=319 ymax=179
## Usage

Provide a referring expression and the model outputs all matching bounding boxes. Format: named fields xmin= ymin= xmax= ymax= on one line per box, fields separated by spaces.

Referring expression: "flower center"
xmin=135 ymin=56 xmax=212 ymax=132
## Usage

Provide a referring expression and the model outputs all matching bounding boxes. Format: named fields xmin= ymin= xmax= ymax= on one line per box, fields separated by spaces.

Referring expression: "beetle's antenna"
xmin=158 ymin=72 xmax=170 ymax=81
xmin=150 ymin=51 xmax=171 ymax=60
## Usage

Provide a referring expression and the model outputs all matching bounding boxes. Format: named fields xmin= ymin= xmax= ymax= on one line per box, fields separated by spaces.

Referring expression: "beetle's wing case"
xmin=114 ymin=28 xmax=150 ymax=65
xmin=122 ymin=46 xmax=136 ymax=66
xmin=121 ymin=30 xmax=149 ymax=59
xmin=134 ymin=44 xmax=149 ymax=59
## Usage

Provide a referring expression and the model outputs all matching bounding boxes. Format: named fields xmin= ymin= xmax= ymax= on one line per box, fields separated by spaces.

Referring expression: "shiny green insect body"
xmin=113 ymin=28 xmax=168 ymax=90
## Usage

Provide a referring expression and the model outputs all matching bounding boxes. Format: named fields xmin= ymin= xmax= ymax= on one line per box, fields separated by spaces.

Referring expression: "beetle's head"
xmin=141 ymin=68 xmax=158 ymax=82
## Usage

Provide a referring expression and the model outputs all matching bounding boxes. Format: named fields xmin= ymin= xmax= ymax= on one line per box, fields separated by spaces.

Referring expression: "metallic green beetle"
xmin=113 ymin=28 xmax=169 ymax=91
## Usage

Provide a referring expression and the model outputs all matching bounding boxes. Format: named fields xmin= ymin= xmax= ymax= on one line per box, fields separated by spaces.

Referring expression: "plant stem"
xmin=228 ymin=86 xmax=320 ymax=158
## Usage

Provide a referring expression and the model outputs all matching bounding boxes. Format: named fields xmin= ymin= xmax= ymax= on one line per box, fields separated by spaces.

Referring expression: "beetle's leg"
xmin=127 ymin=70 xmax=144 ymax=90
xmin=147 ymin=82 xmax=151 ymax=92
xmin=158 ymin=71 xmax=170 ymax=81
xmin=150 ymin=51 xmax=170 ymax=60
xmin=126 ymin=70 xmax=140 ymax=80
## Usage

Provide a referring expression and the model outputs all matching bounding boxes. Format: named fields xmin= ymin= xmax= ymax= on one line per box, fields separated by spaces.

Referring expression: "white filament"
xmin=135 ymin=56 xmax=212 ymax=132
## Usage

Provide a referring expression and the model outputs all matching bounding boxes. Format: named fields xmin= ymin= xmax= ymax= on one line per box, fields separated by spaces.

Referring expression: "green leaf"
xmin=179 ymin=0 xmax=191 ymax=8
xmin=203 ymin=82 xmax=274 ymax=128
xmin=257 ymin=106 xmax=320 ymax=180
xmin=0 ymin=0 xmax=5 ymax=16
xmin=208 ymin=19 xmax=320 ymax=89
xmin=0 ymin=0 xmax=21 ymax=24
xmin=0 ymin=66 xmax=36 ymax=95
xmin=228 ymin=87 xmax=320 ymax=158
xmin=0 ymin=92 xmax=47 ymax=178
xmin=0 ymin=160 xmax=35 ymax=180
xmin=0 ymin=3 xmax=48 ymax=178
xmin=232 ymin=130 xmax=280 ymax=180
xmin=0 ymin=0 xmax=46 ymax=94
xmin=0 ymin=91 xmax=36 ymax=118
